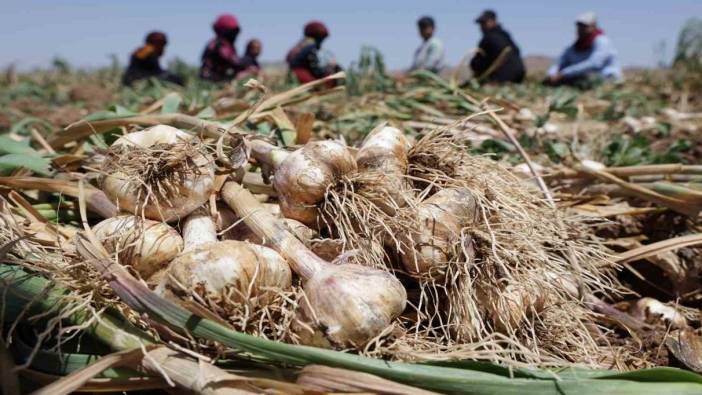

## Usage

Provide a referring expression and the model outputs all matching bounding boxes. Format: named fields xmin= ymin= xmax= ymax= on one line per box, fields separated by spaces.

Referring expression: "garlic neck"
xmin=182 ymin=209 xmax=217 ymax=252
xmin=221 ymin=181 xmax=326 ymax=279
xmin=249 ymin=140 xmax=289 ymax=170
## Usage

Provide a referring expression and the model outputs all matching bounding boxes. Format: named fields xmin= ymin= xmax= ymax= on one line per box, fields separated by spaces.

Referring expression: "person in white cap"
xmin=545 ymin=11 xmax=623 ymax=87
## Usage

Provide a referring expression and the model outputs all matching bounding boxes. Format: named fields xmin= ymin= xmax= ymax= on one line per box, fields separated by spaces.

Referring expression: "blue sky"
xmin=1 ymin=0 xmax=700 ymax=71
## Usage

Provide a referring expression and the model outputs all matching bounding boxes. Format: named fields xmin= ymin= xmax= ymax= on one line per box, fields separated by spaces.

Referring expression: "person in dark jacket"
xmin=200 ymin=14 xmax=244 ymax=81
xmin=286 ymin=21 xmax=341 ymax=84
xmin=122 ymin=31 xmax=183 ymax=86
xmin=236 ymin=39 xmax=262 ymax=79
xmin=469 ymin=10 xmax=526 ymax=83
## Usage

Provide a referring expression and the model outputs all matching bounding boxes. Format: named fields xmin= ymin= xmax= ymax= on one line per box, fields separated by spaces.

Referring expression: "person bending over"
xmin=286 ymin=21 xmax=341 ymax=84
xmin=200 ymin=14 xmax=245 ymax=82
xmin=122 ymin=31 xmax=183 ymax=86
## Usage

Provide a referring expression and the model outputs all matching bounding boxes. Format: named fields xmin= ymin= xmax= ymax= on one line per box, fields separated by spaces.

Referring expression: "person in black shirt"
xmin=469 ymin=10 xmax=526 ymax=83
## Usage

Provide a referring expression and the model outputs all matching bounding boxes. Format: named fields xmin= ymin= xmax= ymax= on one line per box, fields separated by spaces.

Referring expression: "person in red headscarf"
xmin=200 ymin=14 xmax=245 ymax=81
xmin=286 ymin=21 xmax=341 ymax=84
xmin=122 ymin=31 xmax=183 ymax=86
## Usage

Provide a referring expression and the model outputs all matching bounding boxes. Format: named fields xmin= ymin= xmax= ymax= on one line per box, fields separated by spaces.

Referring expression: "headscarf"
xmin=304 ymin=21 xmax=329 ymax=40
xmin=145 ymin=31 xmax=167 ymax=47
xmin=213 ymin=14 xmax=240 ymax=41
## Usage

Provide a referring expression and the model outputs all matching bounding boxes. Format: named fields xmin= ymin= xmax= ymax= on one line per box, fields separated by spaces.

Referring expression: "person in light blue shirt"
xmin=410 ymin=16 xmax=445 ymax=74
xmin=545 ymin=11 xmax=623 ymax=87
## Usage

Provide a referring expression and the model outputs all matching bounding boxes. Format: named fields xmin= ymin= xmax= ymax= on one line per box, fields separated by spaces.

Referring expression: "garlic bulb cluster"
xmin=222 ymin=181 xmax=407 ymax=348
xmin=101 ymin=125 xmax=215 ymax=222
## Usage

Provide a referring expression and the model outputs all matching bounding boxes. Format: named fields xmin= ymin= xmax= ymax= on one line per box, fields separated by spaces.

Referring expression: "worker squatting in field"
xmin=121 ymin=10 xmax=623 ymax=88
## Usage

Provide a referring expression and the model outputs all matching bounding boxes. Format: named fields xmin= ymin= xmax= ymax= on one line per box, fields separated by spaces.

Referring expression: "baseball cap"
xmin=475 ymin=10 xmax=497 ymax=23
xmin=576 ymin=11 xmax=597 ymax=26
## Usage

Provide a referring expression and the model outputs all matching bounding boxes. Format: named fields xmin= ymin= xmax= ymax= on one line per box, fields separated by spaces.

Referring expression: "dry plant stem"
xmin=615 ymin=233 xmax=702 ymax=264
xmin=28 ymin=348 xmax=149 ymax=395
xmin=555 ymin=164 xmax=702 ymax=179
xmin=142 ymin=347 xmax=259 ymax=395
xmin=483 ymin=107 xmax=554 ymax=207
xmin=50 ymin=114 xmax=226 ymax=148
xmin=581 ymin=167 xmax=699 ymax=216
xmin=297 ymin=365 xmax=439 ymax=395
xmin=231 ymin=71 xmax=345 ymax=126
xmin=19 ymin=369 xmax=166 ymax=393
xmin=0 ymin=176 xmax=117 ymax=218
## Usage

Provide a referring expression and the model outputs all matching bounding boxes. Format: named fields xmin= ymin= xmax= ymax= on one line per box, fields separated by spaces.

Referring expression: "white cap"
xmin=576 ymin=11 xmax=597 ymax=26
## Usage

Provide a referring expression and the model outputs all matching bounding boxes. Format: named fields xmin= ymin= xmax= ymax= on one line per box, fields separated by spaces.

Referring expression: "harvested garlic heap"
xmin=246 ymin=122 xmax=623 ymax=366
xmin=89 ymin=122 xmax=617 ymax=365
xmin=91 ymin=125 xmax=407 ymax=349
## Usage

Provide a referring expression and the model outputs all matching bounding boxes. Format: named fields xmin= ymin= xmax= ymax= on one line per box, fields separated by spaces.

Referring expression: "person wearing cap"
xmin=200 ymin=14 xmax=245 ymax=82
xmin=545 ymin=11 xmax=623 ymax=87
xmin=469 ymin=10 xmax=525 ymax=83
xmin=409 ymin=16 xmax=445 ymax=74
xmin=236 ymin=39 xmax=262 ymax=79
xmin=122 ymin=31 xmax=183 ymax=86
xmin=286 ymin=21 xmax=341 ymax=84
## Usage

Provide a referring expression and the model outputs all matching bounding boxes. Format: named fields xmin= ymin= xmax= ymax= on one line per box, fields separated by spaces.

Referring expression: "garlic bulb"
xmin=101 ymin=125 xmax=215 ymax=222
xmin=222 ymin=181 xmax=406 ymax=348
xmin=400 ymin=188 xmax=477 ymax=278
xmin=629 ymin=297 xmax=688 ymax=329
xmin=295 ymin=263 xmax=407 ymax=347
xmin=92 ymin=215 xmax=183 ymax=279
xmin=355 ymin=125 xmax=411 ymax=213
xmin=477 ymin=282 xmax=547 ymax=333
xmin=250 ymin=140 xmax=356 ymax=226
xmin=167 ymin=209 xmax=292 ymax=304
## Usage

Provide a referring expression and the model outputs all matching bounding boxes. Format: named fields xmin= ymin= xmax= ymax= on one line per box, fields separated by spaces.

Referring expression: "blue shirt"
xmin=548 ymin=35 xmax=623 ymax=81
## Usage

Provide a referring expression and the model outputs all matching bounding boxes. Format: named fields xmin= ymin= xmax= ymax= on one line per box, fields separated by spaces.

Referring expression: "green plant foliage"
xmin=602 ymin=134 xmax=691 ymax=166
